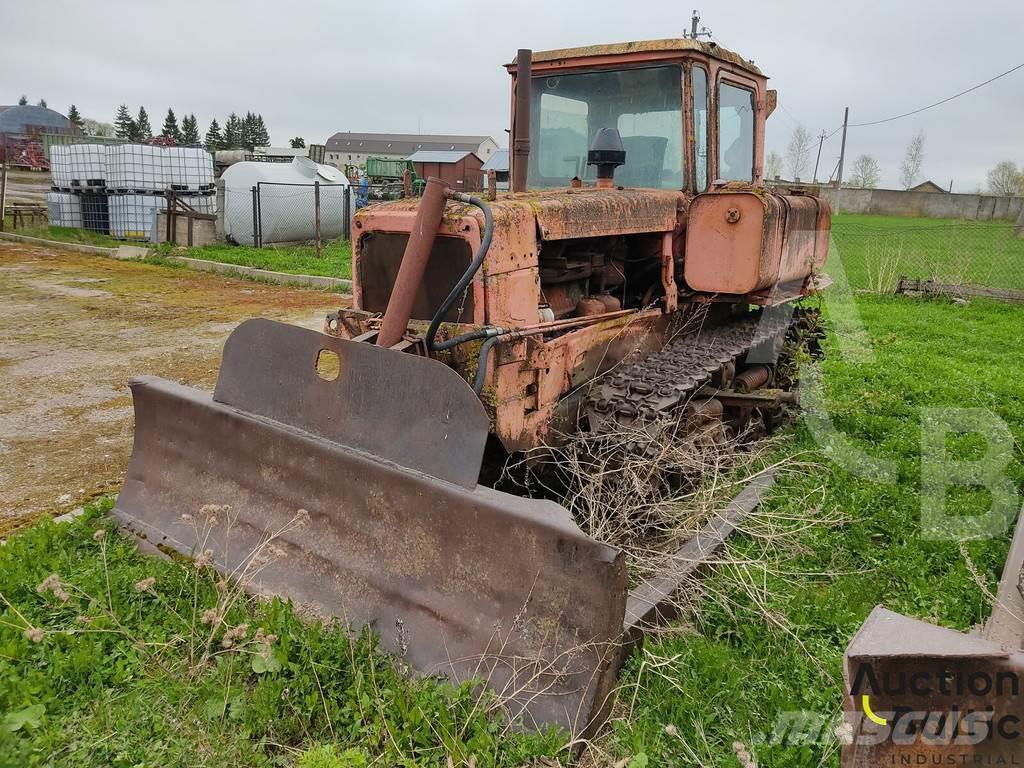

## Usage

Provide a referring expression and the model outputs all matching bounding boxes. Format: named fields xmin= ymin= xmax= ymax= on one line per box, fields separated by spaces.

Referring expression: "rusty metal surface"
xmin=115 ymin=321 xmax=629 ymax=735
xmin=213 ymin=319 xmax=486 ymax=489
xmin=377 ymin=177 xmax=449 ymax=347
xmin=843 ymin=607 xmax=1024 ymax=766
xmin=531 ymin=189 xmax=683 ymax=240
xmin=508 ymin=38 xmax=763 ymax=76
xmin=511 ymin=49 xmax=531 ymax=194
xmin=587 ymin=310 xmax=793 ymax=429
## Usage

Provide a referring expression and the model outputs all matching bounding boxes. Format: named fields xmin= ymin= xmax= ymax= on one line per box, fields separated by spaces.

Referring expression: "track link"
xmin=586 ymin=310 xmax=797 ymax=430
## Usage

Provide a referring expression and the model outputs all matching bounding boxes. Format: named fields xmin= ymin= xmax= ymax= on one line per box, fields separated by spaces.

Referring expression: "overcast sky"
xmin=5 ymin=0 xmax=1022 ymax=191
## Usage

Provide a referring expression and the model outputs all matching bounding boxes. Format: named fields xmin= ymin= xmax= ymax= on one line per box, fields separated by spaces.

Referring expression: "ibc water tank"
xmin=47 ymin=191 xmax=82 ymax=227
xmin=222 ymin=157 xmax=350 ymax=246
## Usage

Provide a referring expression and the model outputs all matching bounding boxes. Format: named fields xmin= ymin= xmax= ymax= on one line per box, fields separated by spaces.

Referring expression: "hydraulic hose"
xmin=473 ymin=335 xmax=501 ymax=395
xmin=425 ymin=193 xmax=495 ymax=352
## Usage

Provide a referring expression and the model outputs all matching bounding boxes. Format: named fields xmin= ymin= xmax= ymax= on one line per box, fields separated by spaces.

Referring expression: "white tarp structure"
xmin=222 ymin=157 xmax=350 ymax=246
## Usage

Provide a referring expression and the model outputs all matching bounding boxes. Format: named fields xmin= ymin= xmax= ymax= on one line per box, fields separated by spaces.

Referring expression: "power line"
xmin=848 ymin=61 xmax=1024 ymax=127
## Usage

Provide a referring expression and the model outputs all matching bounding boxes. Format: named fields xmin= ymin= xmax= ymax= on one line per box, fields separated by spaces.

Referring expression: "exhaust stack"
xmin=511 ymin=48 xmax=532 ymax=193
xmin=376 ymin=176 xmax=450 ymax=348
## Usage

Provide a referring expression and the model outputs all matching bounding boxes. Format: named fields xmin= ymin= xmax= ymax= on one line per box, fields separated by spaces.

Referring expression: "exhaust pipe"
xmin=511 ymin=48 xmax=532 ymax=193
xmin=376 ymin=176 xmax=450 ymax=348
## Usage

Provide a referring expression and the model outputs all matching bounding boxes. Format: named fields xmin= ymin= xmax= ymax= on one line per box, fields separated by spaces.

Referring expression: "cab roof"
xmin=507 ymin=38 xmax=763 ymax=77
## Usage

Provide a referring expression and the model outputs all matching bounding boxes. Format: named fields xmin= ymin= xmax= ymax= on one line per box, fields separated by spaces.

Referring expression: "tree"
xmin=17 ymin=95 xmax=28 ymax=106
xmin=765 ymin=150 xmax=782 ymax=179
xmin=222 ymin=113 xmax=242 ymax=149
xmin=67 ymin=104 xmax=83 ymax=131
xmin=81 ymin=118 xmax=114 ymax=137
xmin=37 ymin=98 xmax=47 ymax=108
xmin=252 ymin=114 xmax=270 ymax=147
xmin=848 ymin=154 xmax=881 ymax=189
xmin=135 ymin=106 xmax=152 ymax=140
xmin=785 ymin=125 xmax=813 ymax=180
xmin=114 ymin=104 xmax=136 ymax=139
xmin=180 ymin=113 xmax=200 ymax=145
xmin=899 ymin=131 xmax=925 ymax=190
xmin=986 ymin=161 xmax=1024 ymax=196
xmin=204 ymin=119 xmax=223 ymax=151
xmin=161 ymin=108 xmax=181 ymax=142
xmin=290 ymin=136 xmax=306 ymax=149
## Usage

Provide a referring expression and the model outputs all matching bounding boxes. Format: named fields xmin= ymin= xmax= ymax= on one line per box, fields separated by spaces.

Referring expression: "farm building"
xmin=908 ymin=180 xmax=947 ymax=194
xmin=407 ymin=150 xmax=484 ymax=192
xmin=324 ymin=132 xmax=497 ymax=169
xmin=0 ymin=105 xmax=78 ymax=163
xmin=481 ymin=149 xmax=510 ymax=191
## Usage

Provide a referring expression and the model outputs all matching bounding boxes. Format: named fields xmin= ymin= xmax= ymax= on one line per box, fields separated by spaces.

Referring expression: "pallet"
xmin=896 ymin=275 xmax=1024 ymax=304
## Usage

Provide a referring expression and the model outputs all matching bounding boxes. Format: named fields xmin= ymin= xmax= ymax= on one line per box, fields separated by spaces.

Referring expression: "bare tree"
xmin=785 ymin=126 xmax=813 ymax=180
xmin=848 ymin=154 xmax=881 ymax=188
xmin=986 ymin=161 xmax=1024 ymax=196
xmin=765 ymin=151 xmax=783 ymax=180
xmin=899 ymin=131 xmax=926 ymax=189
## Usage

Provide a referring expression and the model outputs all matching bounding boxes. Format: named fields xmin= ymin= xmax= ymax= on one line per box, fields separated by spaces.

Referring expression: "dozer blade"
xmin=114 ymin=318 xmax=627 ymax=734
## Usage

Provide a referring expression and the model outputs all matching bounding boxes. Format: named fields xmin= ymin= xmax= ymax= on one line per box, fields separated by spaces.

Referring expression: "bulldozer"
xmin=115 ymin=38 xmax=830 ymax=735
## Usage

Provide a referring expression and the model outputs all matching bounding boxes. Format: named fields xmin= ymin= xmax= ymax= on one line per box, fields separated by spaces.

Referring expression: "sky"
xmin=4 ymin=0 xmax=1022 ymax=192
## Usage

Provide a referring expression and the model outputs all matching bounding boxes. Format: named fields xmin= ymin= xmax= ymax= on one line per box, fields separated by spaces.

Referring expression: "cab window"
xmin=718 ymin=81 xmax=754 ymax=182
xmin=692 ymin=66 xmax=708 ymax=191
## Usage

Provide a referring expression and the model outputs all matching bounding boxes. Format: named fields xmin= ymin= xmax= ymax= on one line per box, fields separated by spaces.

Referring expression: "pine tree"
xmin=135 ymin=106 xmax=152 ymax=140
xmin=37 ymin=98 xmax=47 ymax=108
xmin=222 ymin=113 xmax=242 ymax=149
xmin=252 ymin=114 xmax=270 ymax=147
xmin=204 ymin=119 xmax=224 ymax=151
xmin=289 ymin=137 xmax=306 ymax=149
xmin=241 ymin=112 xmax=256 ymax=150
xmin=114 ymin=104 xmax=136 ymax=139
xmin=180 ymin=113 xmax=200 ymax=145
xmin=17 ymin=95 xmax=28 ymax=106
xmin=67 ymin=104 xmax=83 ymax=131
xmin=161 ymin=108 xmax=181 ymax=143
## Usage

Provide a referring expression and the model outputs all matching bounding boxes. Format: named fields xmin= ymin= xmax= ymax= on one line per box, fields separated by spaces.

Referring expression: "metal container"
xmin=684 ymin=190 xmax=830 ymax=294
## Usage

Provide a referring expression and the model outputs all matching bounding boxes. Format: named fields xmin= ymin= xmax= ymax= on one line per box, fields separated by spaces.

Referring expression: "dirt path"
xmin=0 ymin=241 xmax=347 ymax=533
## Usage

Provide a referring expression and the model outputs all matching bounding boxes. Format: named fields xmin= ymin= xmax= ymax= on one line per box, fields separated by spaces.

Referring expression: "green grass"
xmin=164 ymin=240 xmax=353 ymax=280
xmin=830 ymin=213 xmax=1024 ymax=292
xmin=1 ymin=224 xmax=123 ymax=248
xmin=607 ymin=293 xmax=1024 ymax=766
xmin=2 ymin=245 xmax=1023 ymax=764
xmin=0 ymin=502 xmax=562 ymax=767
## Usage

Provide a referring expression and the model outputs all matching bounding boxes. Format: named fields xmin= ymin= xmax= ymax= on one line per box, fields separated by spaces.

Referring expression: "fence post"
xmin=166 ymin=189 xmax=175 ymax=245
xmin=344 ymin=184 xmax=351 ymax=240
xmin=0 ymin=137 xmax=7 ymax=233
xmin=314 ymin=180 xmax=321 ymax=258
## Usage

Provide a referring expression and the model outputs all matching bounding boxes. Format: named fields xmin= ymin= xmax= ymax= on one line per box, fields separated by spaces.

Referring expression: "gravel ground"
xmin=0 ymin=240 xmax=346 ymax=533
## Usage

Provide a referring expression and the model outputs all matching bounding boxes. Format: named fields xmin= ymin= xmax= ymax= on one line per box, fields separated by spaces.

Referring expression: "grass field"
xmin=160 ymin=240 xmax=354 ymax=280
xmin=0 ymin=224 xmax=124 ymax=248
xmin=2 ymin=221 xmax=1023 ymax=765
xmin=830 ymin=213 xmax=1024 ymax=292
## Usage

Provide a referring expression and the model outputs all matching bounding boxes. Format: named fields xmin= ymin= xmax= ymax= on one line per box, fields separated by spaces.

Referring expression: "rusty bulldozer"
xmin=115 ymin=39 xmax=831 ymax=734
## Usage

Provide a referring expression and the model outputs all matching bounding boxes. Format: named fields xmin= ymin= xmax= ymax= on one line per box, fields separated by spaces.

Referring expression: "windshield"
xmin=528 ymin=65 xmax=684 ymax=190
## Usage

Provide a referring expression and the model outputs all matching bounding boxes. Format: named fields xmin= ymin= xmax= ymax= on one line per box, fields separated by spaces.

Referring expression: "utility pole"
xmin=812 ymin=130 xmax=827 ymax=184
xmin=836 ymin=107 xmax=849 ymax=189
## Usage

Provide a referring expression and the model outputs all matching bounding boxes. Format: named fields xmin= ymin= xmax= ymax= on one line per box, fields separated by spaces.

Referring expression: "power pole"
xmin=836 ymin=107 xmax=849 ymax=189
xmin=832 ymin=108 xmax=851 ymax=213
xmin=812 ymin=130 xmax=827 ymax=184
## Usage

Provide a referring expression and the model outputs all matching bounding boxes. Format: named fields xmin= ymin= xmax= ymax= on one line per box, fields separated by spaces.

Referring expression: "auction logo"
xmin=849 ymin=663 xmax=1023 ymax=751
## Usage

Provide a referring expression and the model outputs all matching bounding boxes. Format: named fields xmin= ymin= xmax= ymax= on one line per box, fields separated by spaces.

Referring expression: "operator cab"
xmin=506 ymin=39 xmax=773 ymax=192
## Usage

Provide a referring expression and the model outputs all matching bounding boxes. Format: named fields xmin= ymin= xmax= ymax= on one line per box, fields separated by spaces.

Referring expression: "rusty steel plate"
xmin=114 ymin=320 xmax=628 ymax=734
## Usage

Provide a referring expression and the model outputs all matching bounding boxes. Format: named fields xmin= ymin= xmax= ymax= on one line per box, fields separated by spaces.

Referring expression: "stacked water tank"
xmin=47 ymin=144 xmax=216 ymax=241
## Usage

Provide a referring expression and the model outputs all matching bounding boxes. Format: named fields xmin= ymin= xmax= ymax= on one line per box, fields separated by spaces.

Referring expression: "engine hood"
xmin=354 ymin=187 xmax=687 ymax=241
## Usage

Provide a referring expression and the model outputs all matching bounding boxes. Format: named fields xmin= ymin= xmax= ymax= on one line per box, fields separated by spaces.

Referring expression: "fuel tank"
xmin=683 ymin=189 xmax=831 ymax=295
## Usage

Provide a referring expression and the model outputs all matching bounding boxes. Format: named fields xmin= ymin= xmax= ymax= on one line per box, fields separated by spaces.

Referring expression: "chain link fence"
xmin=830 ymin=216 xmax=1024 ymax=297
xmin=251 ymin=181 xmax=353 ymax=250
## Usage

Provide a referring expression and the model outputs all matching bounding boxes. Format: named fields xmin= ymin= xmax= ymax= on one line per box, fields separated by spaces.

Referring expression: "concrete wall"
xmin=820 ymin=186 xmax=1024 ymax=221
